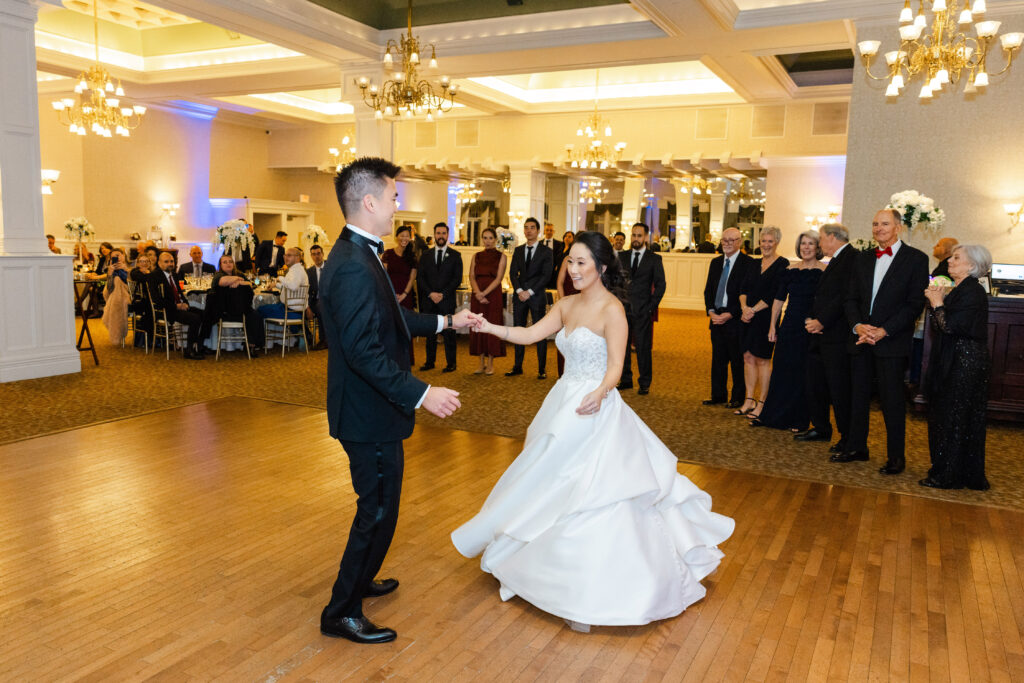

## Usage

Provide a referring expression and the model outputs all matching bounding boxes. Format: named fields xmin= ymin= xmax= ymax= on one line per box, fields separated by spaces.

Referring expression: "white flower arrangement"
xmin=303 ymin=224 xmax=330 ymax=247
xmin=886 ymin=190 xmax=946 ymax=235
xmin=658 ymin=235 xmax=672 ymax=251
xmin=496 ymin=228 xmax=517 ymax=252
xmin=64 ymin=217 xmax=95 ymax=241
xmin=216 ymin=219 xmax=255 ymax=254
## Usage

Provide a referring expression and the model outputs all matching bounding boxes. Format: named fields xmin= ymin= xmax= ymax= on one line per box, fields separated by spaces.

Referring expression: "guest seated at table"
xmin=47 ymin=234 xmax=61 ymax=254
xmin=103 ymin=248 xmax=130 ymax=292
xmin=130 ymin=239 xmax=155 ymax=265
xmin=213 ymin=254 xmax=264 ymax=352
xmin=177 ymin=245 xmax=215 ymax=280
xmin=306 ymin=244 xmax=327 ymax=350
xmin=129 ymin=254 xmax=154 ymax=346
xmin=94 ymin=242 xmax=114 ymax=276
xmin=255 ymin=247 xmax=310 ymax=344
xmin=148 ymin=251 xmax=210 ymax=359
xmin=101 ymin=248 xmax=132 ymax=342
xmin=73 ymin=242 xmax=95 ymax=269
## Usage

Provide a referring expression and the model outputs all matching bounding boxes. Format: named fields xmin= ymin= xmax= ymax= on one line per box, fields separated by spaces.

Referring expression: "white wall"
xmin=763 ymin=156 xmax=847 ymax=257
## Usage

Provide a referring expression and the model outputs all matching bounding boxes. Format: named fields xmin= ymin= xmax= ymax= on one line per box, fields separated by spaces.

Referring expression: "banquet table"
xmin=183 ymin=285 xmax=304 ymax=351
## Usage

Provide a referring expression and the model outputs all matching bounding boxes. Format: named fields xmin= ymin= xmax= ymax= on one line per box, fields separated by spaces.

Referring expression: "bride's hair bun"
xmin=570 ymin=231 xmax=627 ymax=300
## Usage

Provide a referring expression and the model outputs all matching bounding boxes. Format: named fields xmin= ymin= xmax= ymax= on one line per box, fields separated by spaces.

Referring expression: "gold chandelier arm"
xmin=861 ymin=54 xmax=892 ymax=81
xmin=991 ymin=45 xmax=1020 ymax=75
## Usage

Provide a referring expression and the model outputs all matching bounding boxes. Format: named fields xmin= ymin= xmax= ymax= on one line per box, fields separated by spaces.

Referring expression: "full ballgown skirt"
xmin=451 ymin=327 xmax=735 ymax=626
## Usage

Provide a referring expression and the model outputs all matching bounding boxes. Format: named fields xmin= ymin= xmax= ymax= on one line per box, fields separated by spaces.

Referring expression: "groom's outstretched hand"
xmin=451 ymin=309 xmax=484 ymax=329
xmin=422 ymin=387 xmax=461 ymax=418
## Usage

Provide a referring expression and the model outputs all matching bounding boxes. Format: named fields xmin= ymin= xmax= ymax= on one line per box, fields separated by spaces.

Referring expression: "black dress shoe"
xmin=830 ymin=450 xmax=869 ymax=463
xmin=879 ymin=462 xmax=905 ymax=475
xmin=749 ymin=418 xmax=765 ymax=427
xmin=918 ymin=477 xmax=960 ymax=489
xmin=638 ymin=387 xmax=650 ymax=395
xmin=365 ymin=578 xmax=399 ymax=597
xmin=702 ymin=398 xmax=726 ymax=405
xmin=618 ymin=382 xmax=634 ymax=391
xmin=828 ymin=440 xmax=846 ymax=454
xmin=441 ymin=366 xmax=456 ymax=373
xmin=320 ymin=616 xmax=396 ymax=644
xmin=419 ymin=363 xmax=435 ymax=371
xmin=794 ymin=429 xmax=832 ymax=442
xmin=185 ymin=350 xmax=205 ymax=360
xmin=505 ymin=368 xmax=523 ymax=377
xmin=725 ymin=400 xmax=743 ymax=409
xmin=537 ymin=372 xmax=547 ymax=380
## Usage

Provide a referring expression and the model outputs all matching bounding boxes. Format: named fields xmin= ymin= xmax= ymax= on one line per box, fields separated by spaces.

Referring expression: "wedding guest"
xmin=931 ymin=237 xmax=958 ymax=277
xmin=799 ymin=223 xmax=857 ymax=452
xmin=148 ymin=251 xmax=208 ymax=359
xmin=213 ymin=254 xmax=264 ymax=352
xmin=751 ymin=231 xmax=825 ymax=429
xmin=702 ymin=228 xmax=755 ymax=406
xmin=103 ymin=247 xmax=130 ymax=292
xmin=382 ymin=226 xmax=418 ymax=311
xmin=255 ymin=247 xmax=310 ymax=350
xmin=618 ymin=222 xmax=666 ymax=395
xmin=307 ymin=244 xmax=327 ymax=350
xmin=506 ymin=217 xmax=553 ymax=379
xmin=94 ymin=242 xmax=114 ymax=275
xmin=612 ymin=231 xmax=626 ymax=253
xmin=100 ymin=248 xmax=132 ymax=342
xmin=562 ymin=230 xmax=574 ymax=249
xmin=72 ymin=242 xmax=94 ymax=267
xmin=920 ymin=244 xmax=992 ymax=490
xmin=417 ymin=222 xmax=463 ymax=372
xmin=541 ymin=223 xmax=564 ymax=289
xmin=697 ymin=238 xmax=716 ymax=254
xmin=736 ymin=227 xmax=789 ymax=419
xmin=129 ymin=254 xmax=153 ymax=346
xmin=255 ymin=231 xmax=287 ymax=275
xmin=177 ymin=245 xmax=215 ymax=280
xmin=742 ymin=240 xmax=752 ymax=255
xmin=835 ymin=208 xmax=929 ymax=474
xmin=46 ymin=234 xmax=61 ymax=254
xmin=469 ymin=227 xmax=507 ymax=375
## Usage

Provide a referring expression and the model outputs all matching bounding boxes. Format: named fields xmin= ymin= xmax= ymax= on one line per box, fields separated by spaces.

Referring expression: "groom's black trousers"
xmin=322 ymin=439 xmax=404 ymax=621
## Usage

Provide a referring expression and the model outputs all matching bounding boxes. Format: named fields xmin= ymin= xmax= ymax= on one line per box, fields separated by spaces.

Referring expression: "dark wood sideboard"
xmin=914 ymin=296 xmax=1024 ymax=422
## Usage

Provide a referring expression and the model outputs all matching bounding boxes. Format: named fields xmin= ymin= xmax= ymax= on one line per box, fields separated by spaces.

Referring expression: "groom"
xmin=318 ymin=157 xmax=480 ymax=644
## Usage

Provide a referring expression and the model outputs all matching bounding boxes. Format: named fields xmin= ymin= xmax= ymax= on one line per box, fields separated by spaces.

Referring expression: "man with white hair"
xmin=702 ymin=227 xmax=755 ymax=407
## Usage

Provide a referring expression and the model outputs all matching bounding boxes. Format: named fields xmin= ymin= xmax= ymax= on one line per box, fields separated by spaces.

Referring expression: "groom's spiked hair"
xmin=335 ymin=157 xmax=401 ymax=218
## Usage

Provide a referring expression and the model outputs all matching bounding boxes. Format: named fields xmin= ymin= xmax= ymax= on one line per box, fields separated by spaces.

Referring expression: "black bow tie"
xmin=374 ymin=241 xmax=384 ymax=255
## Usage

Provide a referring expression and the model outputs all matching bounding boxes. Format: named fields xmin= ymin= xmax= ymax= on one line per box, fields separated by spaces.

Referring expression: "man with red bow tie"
xmin=832 ymin=208 xmax=928 ymax=475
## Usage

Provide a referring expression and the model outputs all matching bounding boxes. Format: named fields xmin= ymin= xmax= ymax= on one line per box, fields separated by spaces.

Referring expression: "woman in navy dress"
xmin=752 ymin=231 xmax=826 ymax=430
xmin=736 ymin=227 xmax=789 ymax=420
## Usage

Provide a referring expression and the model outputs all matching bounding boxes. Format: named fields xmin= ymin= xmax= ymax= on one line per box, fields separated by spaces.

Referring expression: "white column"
xmin=0 ymin=0 xmax=80 ymax=382
xmin=620 ymin=178 xmax=644 ymax=234
xmin=507 ymin=165 xmax=545 ymax=241
xmin=674 ymin=183 xmax=694 ymax=249
xmin=565 ymin=179 xmax=581 ymax=233
xmin=708 ymin=191 xmax=727 ymax=242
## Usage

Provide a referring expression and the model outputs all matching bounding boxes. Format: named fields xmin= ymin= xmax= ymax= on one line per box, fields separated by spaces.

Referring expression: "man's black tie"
xmin=631 ymin=251 xmax=640 ymax=277
xmin=435 ymin=248 xmax=442 ymax=266
xmin=525 ymin=245 xmax=533 ymax=270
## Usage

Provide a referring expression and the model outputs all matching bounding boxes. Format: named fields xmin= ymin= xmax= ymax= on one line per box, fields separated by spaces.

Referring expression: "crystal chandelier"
xmin=50 ymin=0 xmax=145 ymax=137
xmin=727 ymin=178 xmax=766 ymax=205
xmin=677 ymin=176 xmax=713 ymax=195
xmin=318 ymin=135 xmax=357 ymax=173
xmin=356 ymin=0 xmax=457 ymax=121
xmin=858 ymin=0 xmax=1023 ymax=98
xmin=451 ymin=182 xmax=482 ymax=205
xmin=579 ymin=180 xmax=610 ymax=204
xmin=566 ymin=71 xmax=626 ymax=170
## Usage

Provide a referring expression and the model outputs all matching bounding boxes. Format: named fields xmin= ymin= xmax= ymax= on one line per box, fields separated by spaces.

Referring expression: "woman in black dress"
xmin=920 ymin=244 xmax=992 ymax=490
xmin=752 ymin=231 xmax=825 ymax=429
xmin=736 ymin=226 xmax=789 ymax=419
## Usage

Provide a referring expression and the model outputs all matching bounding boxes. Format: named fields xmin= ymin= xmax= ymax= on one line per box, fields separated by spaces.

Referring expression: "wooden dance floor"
xmin=3 ymin=397 xmax=1024 ymax=682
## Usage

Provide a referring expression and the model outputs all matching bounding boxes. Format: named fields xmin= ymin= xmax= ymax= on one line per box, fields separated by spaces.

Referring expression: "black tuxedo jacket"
xmin=620 ymin=249 xmax=667 ymax=319
xmin=844 ymin=242 xmax=929 ymax=357
xmin=306 ymin=264 xmax=323 ymax=305
xmin=177 ymin=261 xmax=215 ymax=279
xmin=255 ymin=241 xmax=284 ymax=274
xmin=810 ymin=244 xmax=858 ymax=344
xmin=509 ymin=242 xmax=553 ymax=300
xmin=417 ymin=247 xmax=463 ymax=311
xmin=146 ymin=269 xmax=186 ymax=311
xmin=540 ymin=238 xmax=564 ymax=287
xmin=321 ymin=228 xmax=439 ymax=443
xmin=703 ymin=252 xmax=756 ymax=322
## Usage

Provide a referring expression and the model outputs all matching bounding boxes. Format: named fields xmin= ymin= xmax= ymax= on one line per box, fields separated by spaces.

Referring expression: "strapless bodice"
xmin=555 ymin=327 xmax=607 ymax=382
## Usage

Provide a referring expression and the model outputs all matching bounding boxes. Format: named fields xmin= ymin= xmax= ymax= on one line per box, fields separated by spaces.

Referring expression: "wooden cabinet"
xmin=915 ymin=296 xmax=1024 ymax=422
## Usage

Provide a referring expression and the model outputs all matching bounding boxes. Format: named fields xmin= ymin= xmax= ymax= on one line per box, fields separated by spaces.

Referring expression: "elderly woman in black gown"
xmin=920 ymin=244 xmax=992 ymax=490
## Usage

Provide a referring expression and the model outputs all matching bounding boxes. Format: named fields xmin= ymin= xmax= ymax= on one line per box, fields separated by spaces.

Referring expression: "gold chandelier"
xmin=677 ymin=176 xmax=714 ymax=195
xmin=579 ymin=179 xmax=610 ymax=204
xmin=51 ymin=0 xmax=145 ymax=137
xmin=727 ymin=178 xmax=766 ymax=205
xmin=356 ymin=0 xmax=457 ymax=121
xmin=858 ymin=0 xmax=1023 ymax=98
xmin=566 ymin=71 xmax=626 ymax=170
xmin=452 ymin=182 xmax=482 ymax=205
xmin=318 ymin=135 xmax=357 ymax=173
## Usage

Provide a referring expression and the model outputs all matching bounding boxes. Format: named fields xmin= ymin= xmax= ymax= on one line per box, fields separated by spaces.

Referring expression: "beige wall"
xmin=209 ymin=120 xmax=290 ymax=201
xmin=763 ymin=156 xmax=846 ymax=257
xmin=845 ymin=13 xmax=1024 ymax=265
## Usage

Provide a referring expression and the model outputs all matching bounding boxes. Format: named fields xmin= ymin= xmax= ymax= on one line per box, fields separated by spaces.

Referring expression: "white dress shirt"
xmin=280 ymin=260 xmax=309 ymax=311
xmin=516 ymin=241 xmax=540 ymax=296
xmin=870 ymin=239 xmax=901 ymax=314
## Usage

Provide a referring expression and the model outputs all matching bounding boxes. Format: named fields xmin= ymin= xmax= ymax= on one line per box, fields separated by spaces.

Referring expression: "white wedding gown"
xmin=451 ymin=327 xmax=735 ymax=627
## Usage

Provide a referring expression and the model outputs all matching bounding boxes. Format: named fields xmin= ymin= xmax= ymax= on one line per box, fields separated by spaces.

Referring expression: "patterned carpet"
xmin=3 ymin=310 xmax=1023 ymax=510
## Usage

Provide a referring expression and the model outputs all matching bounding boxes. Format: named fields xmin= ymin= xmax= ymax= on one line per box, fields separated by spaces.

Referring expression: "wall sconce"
xmin=1006 ymin=202 xmax=1023 ymax=228
xmin=161 ymin=202 xmax=180 ymax=217
xmin=41 ymin=169 xmax=60 ymax=195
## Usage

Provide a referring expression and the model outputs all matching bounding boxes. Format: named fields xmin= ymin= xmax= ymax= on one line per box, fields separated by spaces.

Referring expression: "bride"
xmin=452 ymin=231 xmax=735 ymax=631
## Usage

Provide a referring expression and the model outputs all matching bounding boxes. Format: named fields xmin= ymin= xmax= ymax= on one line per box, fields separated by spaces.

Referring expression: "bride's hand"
xmin=576 ymin=388 xmax=605 ymax=416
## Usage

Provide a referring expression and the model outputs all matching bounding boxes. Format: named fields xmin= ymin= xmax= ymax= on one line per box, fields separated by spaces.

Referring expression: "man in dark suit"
xmin=148 ymin=250 xmax=209 ymax=359
xmin=306 ymin=243 xmax=327 ymax=350
xmin=834 ymin=208 xmax=929 ymax=474
xmin=702 ymin=227 xmax=755 ymax=407
xmin=506 ymin=217 xmax=553 ymax=379
xmin=176 ymin=245 xmax=216 ymax=280
xmin=318 ymin=158 xmax=479 ymax=644
xmin=255 ymin=231 xmax=287 ymax=275
xmin=618 ymin=222 xmax=666 ymax=395
xmin=797 ymin=223 xmax=857 ymax=452
xmin=541 ymin=222 xmax=564 ymax=289
xmin=417 ymin=222 xmax=463 ymax=372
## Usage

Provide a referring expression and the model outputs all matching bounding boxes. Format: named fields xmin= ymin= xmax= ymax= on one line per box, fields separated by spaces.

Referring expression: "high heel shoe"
xmin=733 ymin=397 xmax=756 ymax=416
xmin=745 ymin=400 xmax=764 ymax=420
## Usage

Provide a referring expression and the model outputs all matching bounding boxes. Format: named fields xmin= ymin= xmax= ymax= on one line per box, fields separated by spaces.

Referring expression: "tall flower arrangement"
xmin=216 ymin=219 xmax=255 ymax=263
xmin=496 ymin=228 xmax=517 ymax=253
xmin=63 ymin=217 xmax=95 ymax=241
xmin=887 ymin=190 xmax=945 ymax=236
xmin=303 ymin=224 xmax=330 ymax=248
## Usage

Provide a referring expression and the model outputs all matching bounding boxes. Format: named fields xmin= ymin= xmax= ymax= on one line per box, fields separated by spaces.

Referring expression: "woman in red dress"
xmin=469 ymin=227 xmax=508 ymax=375
xmin=381 ymin=225 xmax=418 ymax=362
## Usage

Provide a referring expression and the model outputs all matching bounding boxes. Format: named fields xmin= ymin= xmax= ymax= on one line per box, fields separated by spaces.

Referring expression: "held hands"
xmin=576 ymin=387 xmax=606 ymax=416
xmin=474 ymin=292 xmax=489 ymax=304
xmin=741 ymin=306 xmax=755 ymax=323
xmin=422 ymin=386 xmax=461 ymax=418
xmin=804 ymin=318 xmax=824 ymax=334
xmin=429 ymin=292 xmax=443 ymax=304
xmin=855 ymin=323 xmax=888 ymax=345
xmin=517 ymin=290 xmax=531 ymax=302
xmin=450 ymin=309 xmax=484 ymax=330
xmin=709 ymin=311 xmax=733 ymax=326
xmin=924 ymin=286 xmax=946 ymax=308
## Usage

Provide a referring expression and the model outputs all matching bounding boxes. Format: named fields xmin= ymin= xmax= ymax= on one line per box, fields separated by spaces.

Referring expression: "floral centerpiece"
xmin=303 ymin=224 xmax=330 ymax=248
xmin=64 ymin=217 xmax=95 ymax=242
xmin=216 ymin=219 xmax=255 ymax=263
xmin=887 ymin=190 xmax=945 ymax=235
xmin=496 ymin=228 xmax=517 ymax=252
xmin=851 ymin=238 xmax=879 ymax=252
xmin=658 ymin=235 xmax=672 ymax=252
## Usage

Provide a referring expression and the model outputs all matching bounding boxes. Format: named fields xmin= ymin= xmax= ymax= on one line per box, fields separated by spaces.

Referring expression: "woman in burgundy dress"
xmin=555 ymin=246 xmax=580 ymax=377
xmin=469 ymin=227 xmax=508 ymax=375
xmin=381 ymin=225 xmax=418 ymax=362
